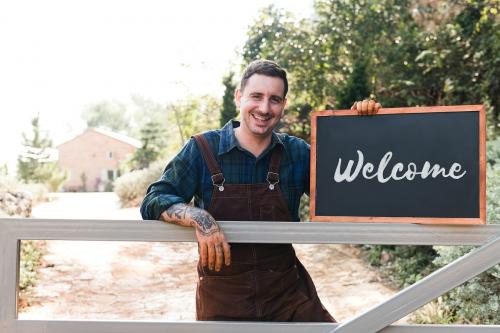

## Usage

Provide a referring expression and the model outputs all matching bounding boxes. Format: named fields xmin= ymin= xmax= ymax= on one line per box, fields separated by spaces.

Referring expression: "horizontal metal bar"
xmin=1 ymin=218 xmax=499 ymax=245
xmin=332 ymin=235 xmax=500 ymax=333
xmin=11 ymin=320 xmax=500 ymax=333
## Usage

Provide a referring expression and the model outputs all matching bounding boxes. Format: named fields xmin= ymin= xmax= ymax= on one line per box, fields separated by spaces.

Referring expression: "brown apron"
xmin=193 ymin=134 xmax=335 ymax=322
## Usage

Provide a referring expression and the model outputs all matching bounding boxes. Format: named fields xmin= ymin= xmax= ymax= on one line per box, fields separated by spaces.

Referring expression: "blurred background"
xmin=1 ymin=0 xmax=499 ymax=325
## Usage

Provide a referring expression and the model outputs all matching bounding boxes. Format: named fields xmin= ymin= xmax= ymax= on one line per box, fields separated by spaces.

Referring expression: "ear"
xmin=234 ymin=88 xmax=242 ymax=108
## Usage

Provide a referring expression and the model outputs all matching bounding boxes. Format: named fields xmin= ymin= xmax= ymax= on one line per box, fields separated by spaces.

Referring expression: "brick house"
xmin=57 ymin=128 xmax=141 ymax=192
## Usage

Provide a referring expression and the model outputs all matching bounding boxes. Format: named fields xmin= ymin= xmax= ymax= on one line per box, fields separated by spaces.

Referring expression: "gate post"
xmin=0 ymin=222 xmax=20 ymax=332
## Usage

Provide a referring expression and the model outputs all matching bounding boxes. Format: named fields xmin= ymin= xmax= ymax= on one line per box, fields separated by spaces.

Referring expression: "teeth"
xmin=253 ymin=114 xmax=270 ymax=121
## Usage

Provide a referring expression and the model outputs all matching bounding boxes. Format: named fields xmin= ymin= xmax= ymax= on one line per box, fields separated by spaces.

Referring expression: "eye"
xmin=270 ymin=96 xmax=282 ymax=104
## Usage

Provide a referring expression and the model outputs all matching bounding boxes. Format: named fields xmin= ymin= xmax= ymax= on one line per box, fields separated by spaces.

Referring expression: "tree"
xmin=82 ymin=100 xmax=130 ymax=134
xmin=242 ymin=0 xmax=500 ymax=139
xmin=130 ymin=95 xmax=169 ymax=137
xmin=168 ymin=95 xmax=220 ymax=150
xmin=220 ymin=72 xmax=238 ymax=127
xmin=130 ymin=121 xmax=166 ymax=170
xmin=336 ymin=59 xmax=371 ymax=109
xmin=0 ymin=164 xmax=8 ymax=176
xmin=17 ymin=115 xmax=68 ymax=190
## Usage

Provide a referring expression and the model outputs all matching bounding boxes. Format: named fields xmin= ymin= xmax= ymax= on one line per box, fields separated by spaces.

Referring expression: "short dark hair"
xmin=240 ymin=59 xmax=288 ymax=98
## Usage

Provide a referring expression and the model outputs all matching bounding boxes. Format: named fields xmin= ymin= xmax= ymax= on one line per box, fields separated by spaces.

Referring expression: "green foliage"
xmin=82 ymin=100 xmax=130 ymax=134
xmin=114 ymin=160 xmax=165 ymax=207
xmin=0 ymin=164 xmax=8 ymax=176
xmin=130 ymin=121 xmax=166 ymax=170
xmin=129 ymin=95 xmax=169 ymax=137
xmin=168 ymin=95 xmax=220 ymax=149
xmin=242 ymin=0 xmax=500 ymax=139
xmin=17 ymin=115 xmax=68 ymax=191
xmin=336 ymin=59 xmax=371 ymax=109
xmin=220 ymin=72 xmax=238 ymax=127
xmin=43 ymin=164 xmax=69 ymax=192
xmin=19 ymin=240 xmax=45 ymax=290
xmin=361 ymin=244 xmax=437 ymax=288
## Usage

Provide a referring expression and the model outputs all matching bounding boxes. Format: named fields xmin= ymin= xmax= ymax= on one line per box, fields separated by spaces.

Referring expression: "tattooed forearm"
xmin=165 ymin=204 xmax=188 ymax=221
xmin=161 ymin=204 xmax=219 ymax=235
xmin=189 ymin=208 xmax=219 ymax=235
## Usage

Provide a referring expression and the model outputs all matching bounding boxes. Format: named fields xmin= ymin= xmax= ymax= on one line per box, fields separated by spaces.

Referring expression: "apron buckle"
xmin=267 ymin=172 xmax=279 ymax=191
xmin=211 ymin=173 xmax=225 ymax=192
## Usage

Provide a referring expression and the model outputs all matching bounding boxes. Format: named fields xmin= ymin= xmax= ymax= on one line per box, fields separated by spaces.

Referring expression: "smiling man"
xmin=140 ymin=59 xmax=380 ymax=322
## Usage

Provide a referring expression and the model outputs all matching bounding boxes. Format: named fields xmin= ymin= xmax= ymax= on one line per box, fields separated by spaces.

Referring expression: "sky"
xmin=0 ymin=0 xmax=314 ymax=175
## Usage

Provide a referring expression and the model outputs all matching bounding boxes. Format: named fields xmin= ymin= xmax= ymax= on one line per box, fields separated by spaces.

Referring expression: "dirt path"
xmin=20 ymin=193 xmax=399 ymax=322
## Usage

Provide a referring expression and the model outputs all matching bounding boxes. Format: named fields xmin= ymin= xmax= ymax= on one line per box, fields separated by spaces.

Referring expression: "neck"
xmin=234 ymin=127 xmax=272 ymax=157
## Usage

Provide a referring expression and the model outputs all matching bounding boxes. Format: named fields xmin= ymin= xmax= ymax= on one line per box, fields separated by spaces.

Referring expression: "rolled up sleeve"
xmin=140 ymin=138 xmax=200 ymax=220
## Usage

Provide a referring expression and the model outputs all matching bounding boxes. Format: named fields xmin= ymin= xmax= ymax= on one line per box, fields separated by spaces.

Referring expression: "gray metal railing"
xmin=1 ymin=218 xmax=499 ymax=333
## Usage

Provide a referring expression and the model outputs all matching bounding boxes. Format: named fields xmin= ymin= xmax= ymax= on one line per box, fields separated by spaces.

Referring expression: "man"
xmin=140 ymin=59 xmax=381 ymax=321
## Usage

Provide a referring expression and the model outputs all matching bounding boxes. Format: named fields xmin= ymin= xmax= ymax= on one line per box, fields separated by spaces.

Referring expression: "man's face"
xmin=235 ymin=74 xmax=287 ymax=139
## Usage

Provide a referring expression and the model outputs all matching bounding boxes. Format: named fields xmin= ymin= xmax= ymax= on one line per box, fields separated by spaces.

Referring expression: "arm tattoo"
xmin=189 ymin=208 xmax=219 ymax=236
xmin=164 ymin=204 xmax=219 ymax=236
xmin=165 ymin=204 xmax=187 ymax=222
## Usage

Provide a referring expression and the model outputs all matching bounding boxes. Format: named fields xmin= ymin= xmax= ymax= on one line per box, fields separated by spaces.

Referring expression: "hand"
xmin=190 ymin=210 xmax=231 ymax=272
xmin=161 ymin=204 xmax=231 ymax=272
xmin=351 ymin=99 xmax=381 ymax=115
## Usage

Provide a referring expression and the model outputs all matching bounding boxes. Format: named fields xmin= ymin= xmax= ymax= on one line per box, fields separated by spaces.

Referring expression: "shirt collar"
xmin=218 ymin=120 xmax=285 ymax=156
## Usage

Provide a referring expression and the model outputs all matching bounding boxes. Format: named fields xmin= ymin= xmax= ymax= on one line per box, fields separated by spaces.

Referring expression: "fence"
xmin=1 ymin=218 xmax=499 ymax=332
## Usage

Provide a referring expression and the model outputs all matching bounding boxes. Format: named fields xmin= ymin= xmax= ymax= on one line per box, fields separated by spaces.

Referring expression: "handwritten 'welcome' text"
xmin=334 ymin=150 xmax=467 ymax=183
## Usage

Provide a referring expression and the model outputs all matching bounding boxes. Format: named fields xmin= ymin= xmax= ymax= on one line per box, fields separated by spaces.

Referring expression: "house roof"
xmin=57 ymin=128 xmax=142 ymax=149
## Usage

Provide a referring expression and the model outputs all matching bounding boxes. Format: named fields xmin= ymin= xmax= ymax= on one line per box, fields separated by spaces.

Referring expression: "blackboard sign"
xmin=310 ymin=105 xmax=486 ymax=224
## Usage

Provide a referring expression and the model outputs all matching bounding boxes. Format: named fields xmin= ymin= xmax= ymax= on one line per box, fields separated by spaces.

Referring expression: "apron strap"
xmin=267 ymin=144 xmax=283 ymax=188
xmin=193 ymin=134 xmax=225 ymax=188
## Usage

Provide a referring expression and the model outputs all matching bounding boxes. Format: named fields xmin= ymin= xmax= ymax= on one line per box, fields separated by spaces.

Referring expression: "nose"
xmin=258 ymin=99 xmax=271 ymax=113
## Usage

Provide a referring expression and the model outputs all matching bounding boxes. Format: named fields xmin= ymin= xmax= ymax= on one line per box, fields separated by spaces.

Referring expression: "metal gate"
xmin=1 ymin=218 xmax=499 ymax=332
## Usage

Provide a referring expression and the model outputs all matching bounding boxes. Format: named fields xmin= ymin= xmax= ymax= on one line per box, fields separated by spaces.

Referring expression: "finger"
xmin=361 ymin=100 xmax=369 ymax=115
xmin=375 ymin=102 xmax=382 ymax=114
xmin=222 ymin=241 xmax=231 ymax=266
xmin=207 ymin=243 xmax=215 ymax=270
xmin=356 ymin=101 xmax=363 ymax=115
xmin=199 ymin=242 xmax=208 ymax=267
xmin=368 ymin=99 xmax=376 ymax=115
xmin=214 ymin=244 xmax=223 ymax=272
xmin=351 ymin=102 xmax=357 ymax=111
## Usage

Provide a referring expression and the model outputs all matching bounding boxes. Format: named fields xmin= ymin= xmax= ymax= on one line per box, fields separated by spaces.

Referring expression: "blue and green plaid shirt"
xmin=140 ymin=120 xmax=310 ymax=222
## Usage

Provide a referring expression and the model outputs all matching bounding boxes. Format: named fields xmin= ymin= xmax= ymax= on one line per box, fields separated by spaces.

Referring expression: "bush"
xmin=0 ymin=175 xmax=20 ymax=191
xmin=19 ymin=240 xmax=45 ymax=290
xmin=20 ymin=183 xmax=49 ymax=205
xmin=361 ymin=244 xmax=437 ymax=288
xmin=114 ymin=160 xmax=165 ymax=207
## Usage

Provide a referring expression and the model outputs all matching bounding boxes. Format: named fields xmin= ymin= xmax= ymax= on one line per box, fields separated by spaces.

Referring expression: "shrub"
xmin=114 ymin=160 xmax=165 ymax=207
xmin=361 ymin=244 xmax=437 ymax=288
xmin=19 ymin=240 xmax=45 ymax=290
xmin=21 ymin=183 xmax=49 ymax=205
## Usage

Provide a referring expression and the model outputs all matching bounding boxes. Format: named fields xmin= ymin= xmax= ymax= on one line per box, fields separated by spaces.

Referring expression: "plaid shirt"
xmin=140 ymin=120 xmax=310 ymax=222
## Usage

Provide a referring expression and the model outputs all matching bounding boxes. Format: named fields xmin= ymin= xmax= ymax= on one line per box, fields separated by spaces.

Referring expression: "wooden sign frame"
xmin=310 ymin=105 xmax=486 ymax=224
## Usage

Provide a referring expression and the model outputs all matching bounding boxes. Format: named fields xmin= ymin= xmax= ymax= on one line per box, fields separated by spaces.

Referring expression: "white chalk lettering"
xmin=333 ymin=150 xmax=467 ymax=183
xmin=334 ymin=150 xmax=363 ymax=182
